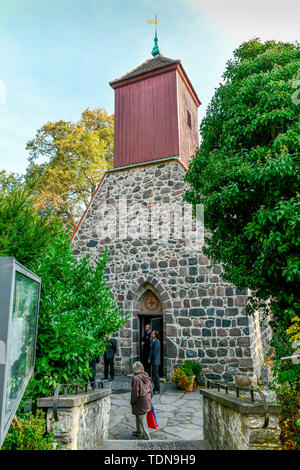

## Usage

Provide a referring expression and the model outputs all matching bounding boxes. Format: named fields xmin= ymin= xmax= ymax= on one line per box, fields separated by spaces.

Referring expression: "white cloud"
xmin=0 ymin=80 xmax=6 ymax=105
xmin=188 ymin=0 xmax=299 ymax=45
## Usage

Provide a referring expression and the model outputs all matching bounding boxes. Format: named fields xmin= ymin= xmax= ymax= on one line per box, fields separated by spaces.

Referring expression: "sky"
xmin=0 ymin=0 xmax=299 ymax=174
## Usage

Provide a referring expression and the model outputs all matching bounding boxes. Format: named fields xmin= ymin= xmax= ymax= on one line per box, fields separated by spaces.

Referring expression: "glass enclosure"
xmin=4 ymin=272 xmax=39 ymax=429
xmin=0 ymin=258 xmax=40 ymax=448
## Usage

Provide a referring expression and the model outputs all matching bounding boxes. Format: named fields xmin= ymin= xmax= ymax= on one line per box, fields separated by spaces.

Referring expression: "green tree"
xmin=26 ymin=108 xmax=114 ymax=230
xmin=0 ymin=173 xmax=126 ymax=402
xmin=185 ymin=39 xmax=300 ymax=383
xmin=0 ymin=171 xmax=60 ymax=269
xmin=30 ymin=229 xmax=127 ymax=399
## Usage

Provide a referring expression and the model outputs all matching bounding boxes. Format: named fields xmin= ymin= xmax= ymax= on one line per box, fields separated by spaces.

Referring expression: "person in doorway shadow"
xmin=141 ymin=323 xmax=151 ymax=374
xmin=89 ymin=355 xmax=99 ymax=389
xmin=148 ymin=330 xmax=160 ymax=395
xmin=102 ymin=334 xmax=117 ymax=382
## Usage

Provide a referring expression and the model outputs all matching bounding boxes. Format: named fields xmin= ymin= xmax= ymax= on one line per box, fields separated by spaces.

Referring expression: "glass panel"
xmin=4 ymin=271 xmax=39 ymax=428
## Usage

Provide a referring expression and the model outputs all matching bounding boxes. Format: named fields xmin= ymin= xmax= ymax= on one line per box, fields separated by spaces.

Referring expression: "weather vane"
xmin=147 ymin=14 xmax=159 ymax=33
xmin=147 ymin=15 xmax=162 ymax=58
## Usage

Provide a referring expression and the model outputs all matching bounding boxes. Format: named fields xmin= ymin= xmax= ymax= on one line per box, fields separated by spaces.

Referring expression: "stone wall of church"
xmin=72 ymin=159 xmax=258 ymax=384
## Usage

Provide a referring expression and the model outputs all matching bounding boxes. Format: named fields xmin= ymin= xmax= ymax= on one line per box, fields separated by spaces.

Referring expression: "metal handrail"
xmin=205 ymin=380 xmax=270 ymax=427
xmin=53 ymin=380 xmax=104 ymax=421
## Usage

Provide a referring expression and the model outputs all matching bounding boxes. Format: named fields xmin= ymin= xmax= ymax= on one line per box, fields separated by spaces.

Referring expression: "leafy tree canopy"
xmin=25 ymin=108 xmax=114 ymax=230
xmin=185 ymin=39 xmax=300 ymax=381
xmin=0 ymin=173 xmax=126 ymax=401
xmin=0 ymin=171 xmax=60 ymax=269
xmin=31 ymin=230 xmax=127 ymax=399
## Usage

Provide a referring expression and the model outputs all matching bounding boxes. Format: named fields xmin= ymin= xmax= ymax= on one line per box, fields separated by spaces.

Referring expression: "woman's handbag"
xmin=146 ymin=405 xmax=158 ymax=429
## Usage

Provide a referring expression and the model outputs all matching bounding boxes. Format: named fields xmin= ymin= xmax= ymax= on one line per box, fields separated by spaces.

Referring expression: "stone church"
xmin=71 ymin=37 xmax=270 ymax=384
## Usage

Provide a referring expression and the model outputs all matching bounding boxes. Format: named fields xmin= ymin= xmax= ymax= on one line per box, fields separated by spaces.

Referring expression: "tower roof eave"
xmin=109 ymin=56 xmax=180 ymax=86
xmin=110 ymin=57 xmax=201 ymax=107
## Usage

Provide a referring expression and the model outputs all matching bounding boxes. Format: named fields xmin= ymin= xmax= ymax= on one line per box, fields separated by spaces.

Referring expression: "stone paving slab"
xmin=105 ymin=376 xmax=204 ymax=442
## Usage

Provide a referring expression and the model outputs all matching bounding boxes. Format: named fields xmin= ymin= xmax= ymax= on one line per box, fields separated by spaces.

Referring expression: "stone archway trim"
xmin=126 ymin=275 xmax=172 ymax=310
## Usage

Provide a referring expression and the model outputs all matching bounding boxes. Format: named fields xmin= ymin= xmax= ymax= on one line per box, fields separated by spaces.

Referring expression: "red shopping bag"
xmin=147 ymin=405 xmax=158 ymax=429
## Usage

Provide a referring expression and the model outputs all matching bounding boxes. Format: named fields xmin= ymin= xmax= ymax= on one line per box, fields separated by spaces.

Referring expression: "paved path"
xmin=102 ymin=376 xmax=204 ymax=442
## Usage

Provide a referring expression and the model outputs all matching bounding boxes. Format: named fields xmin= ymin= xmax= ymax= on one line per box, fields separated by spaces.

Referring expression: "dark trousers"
xmin=151 ymin=364 xmax=160 ymax=392
xmin=104 ymin=356 xmax=114 ymax=379
xmin=142 ymin=349 xmax=150 ymax=374
xmin=89 ymin=359 xmax=97 ymax=388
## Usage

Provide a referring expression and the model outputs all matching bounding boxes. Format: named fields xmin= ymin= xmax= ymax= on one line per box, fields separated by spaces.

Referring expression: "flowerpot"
xmin=178 ymin=375 xmax=195 ymax=392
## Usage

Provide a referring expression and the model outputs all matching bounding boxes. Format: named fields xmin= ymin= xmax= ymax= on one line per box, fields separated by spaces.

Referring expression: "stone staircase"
xmin=100 ymin=439 xmax=211 ymax=450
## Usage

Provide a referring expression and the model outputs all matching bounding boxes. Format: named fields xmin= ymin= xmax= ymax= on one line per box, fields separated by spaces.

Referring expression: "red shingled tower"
xmin=110 ymin=55 xmax=201 ymax=169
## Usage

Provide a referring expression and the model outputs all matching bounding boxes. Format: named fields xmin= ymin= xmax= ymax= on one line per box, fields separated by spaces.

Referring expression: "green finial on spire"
xmin=152 ymin=30 xmax=161 ymax=57
xmin=147 ymin=15 xmax=162 ymax=58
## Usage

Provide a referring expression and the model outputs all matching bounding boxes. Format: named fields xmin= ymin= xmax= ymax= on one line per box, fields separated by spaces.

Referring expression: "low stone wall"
xmin=201 ymin=389 xmax=281 ymax=450
xmin=37 ymin=388 xmax=111 ymax=450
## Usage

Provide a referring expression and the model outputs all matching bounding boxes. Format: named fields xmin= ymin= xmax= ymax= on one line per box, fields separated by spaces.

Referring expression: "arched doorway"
xmin=139 ymin=289 xmax=164 ymax=377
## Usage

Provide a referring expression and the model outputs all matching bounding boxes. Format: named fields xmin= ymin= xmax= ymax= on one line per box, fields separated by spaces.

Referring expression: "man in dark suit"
xmin=102 ymin=335 xmax=117 ymax=382
xmin=148 ymin=330 xmax=161 ymax=395
xmin=141 ymin=323 xmax=151 ymax=374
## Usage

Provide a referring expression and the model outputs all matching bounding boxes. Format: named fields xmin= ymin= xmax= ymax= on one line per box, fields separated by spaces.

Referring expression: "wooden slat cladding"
xmin=177 ymin=71 xmax=199 ymax=168
xmin=113 ymin=70 xmax=180 ymax=168
xmin=112 ymin=61 xmax=200 ymax=169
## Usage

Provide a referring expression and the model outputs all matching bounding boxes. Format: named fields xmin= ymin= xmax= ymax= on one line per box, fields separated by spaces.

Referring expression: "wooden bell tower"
xmin=110 ymin=35 xmax=201 ymax=169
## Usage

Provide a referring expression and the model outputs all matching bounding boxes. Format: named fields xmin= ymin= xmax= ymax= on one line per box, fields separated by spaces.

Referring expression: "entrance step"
xmin=127 ymin=374 xmax=168 ymax=383
xmin=100 ymin=440 xmax=211 ymax=450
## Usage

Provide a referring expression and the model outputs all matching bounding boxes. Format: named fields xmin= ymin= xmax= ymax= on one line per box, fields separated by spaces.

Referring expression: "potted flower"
xmin=184 ymin=361 xmax=204 ymax=386
xmin=171 ymin=361 xmax=203 ymax=391
xmin=171 ymin=367 xmax=194 ymax=391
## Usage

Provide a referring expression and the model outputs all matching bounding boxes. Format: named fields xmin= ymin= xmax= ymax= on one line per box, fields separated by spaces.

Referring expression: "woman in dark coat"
xmin=130 ymin=361 xmax=153 ymax=440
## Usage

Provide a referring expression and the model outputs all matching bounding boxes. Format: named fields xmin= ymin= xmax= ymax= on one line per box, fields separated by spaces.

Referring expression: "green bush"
xmin=274 ymin=382 xmax=300 ymax=450
xmin=181 ymin=361 xmax=202 ymax=377
xmin=1 ymin=410 xmax=55 ymax=450
xmin=28 ymin=230 xmax=127 ymax=401
xmin=0 ymin=171 xmax=60 ymax=269
xmin=0 ymin=171 xmax=127 ymax=405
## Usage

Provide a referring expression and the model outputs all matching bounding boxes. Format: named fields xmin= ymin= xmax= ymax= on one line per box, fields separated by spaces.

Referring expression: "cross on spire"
xmin=147 ymin=15 xmax=162 ymax=58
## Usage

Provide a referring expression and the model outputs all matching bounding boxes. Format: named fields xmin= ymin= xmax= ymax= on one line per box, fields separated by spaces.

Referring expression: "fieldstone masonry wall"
xmin=72 ymin=159 xmax=270 ymax=384
xmin=37 ymin=389 xmax=111 ymax=450
xmin=201 ymin=389 xmax=281 ymax=450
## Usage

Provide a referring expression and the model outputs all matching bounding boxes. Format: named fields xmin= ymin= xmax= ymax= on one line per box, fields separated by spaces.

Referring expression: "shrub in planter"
xmin=171 ymin=361 xmax=203 ymax=391
xmin=172 ymin=367 xmax=194 ymax=391
xmin=182 ymin=361 xmax=202 ymax=376
xmin=181 ymin=361 xmax=204 ymax=385
xmin=181 ymin=363 xmax=194 ymax=377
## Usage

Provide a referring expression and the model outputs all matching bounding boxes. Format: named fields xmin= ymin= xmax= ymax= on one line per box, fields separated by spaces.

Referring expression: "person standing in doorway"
xmin=141 ymin=323 xmax=151 ymax=374
xmin=102 ymin=334 xmax=117 ymax=382
xmin=148 ymin=330 xmax=160 ymax=395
